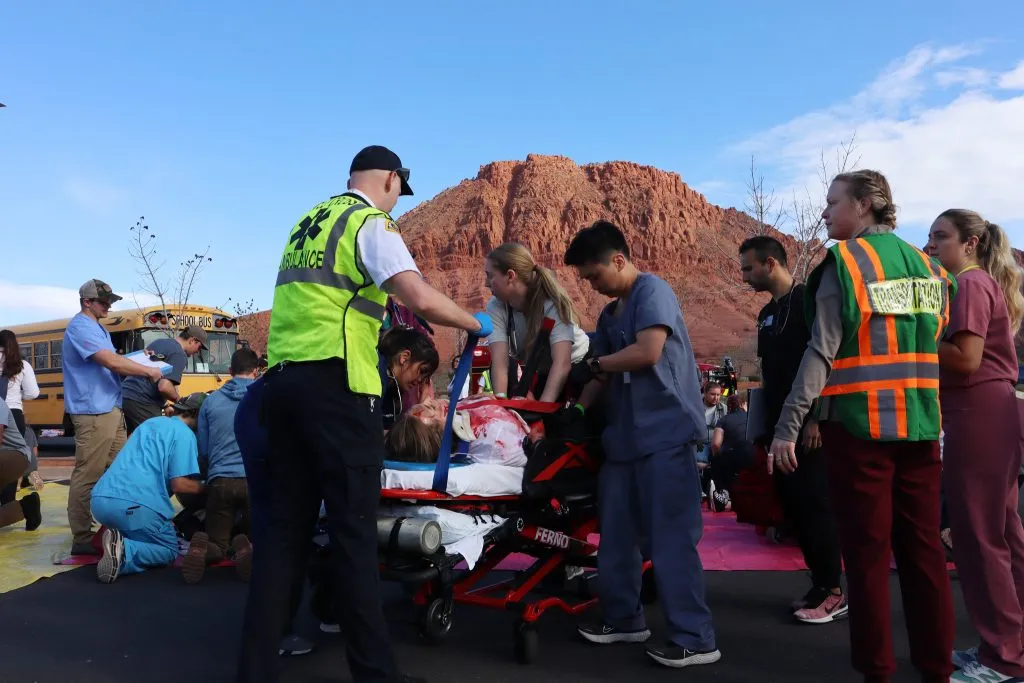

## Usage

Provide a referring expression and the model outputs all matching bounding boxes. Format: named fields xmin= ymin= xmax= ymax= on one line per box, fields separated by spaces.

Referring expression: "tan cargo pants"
xmin=68 ymin=408 xmax=127 ymax=545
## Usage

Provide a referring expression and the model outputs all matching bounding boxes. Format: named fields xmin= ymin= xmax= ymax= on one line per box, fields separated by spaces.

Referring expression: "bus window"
xmin=50 ymin=343 xmax=62 ymax=369
xmin=191 ymin=332 xmax=234 ymax=375
xmin=33 ymin=342 xmax=49 ymax=370
xmin=139 ymin=329 xmax=234 ymax=375
xmin=19 ymin=344 xmax=31 ymax=366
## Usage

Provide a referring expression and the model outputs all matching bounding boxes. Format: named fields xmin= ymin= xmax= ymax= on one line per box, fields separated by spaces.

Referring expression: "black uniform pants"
xmin=236 ymin=360 xmax=398 ymax=683
xmin=122 ymin=398 xmax=162 ymax=436
xmin=773 ymin=443 xmax=844 ymax=590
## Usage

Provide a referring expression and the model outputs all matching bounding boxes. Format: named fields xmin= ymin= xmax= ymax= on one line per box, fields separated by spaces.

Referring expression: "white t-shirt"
xmin=484 ymin=296 xmax=589 ymax=364
xmin=0 ymin=356 xmax=39 ymax=411
xmin=348 ymin=190 xmax=421 ymax=290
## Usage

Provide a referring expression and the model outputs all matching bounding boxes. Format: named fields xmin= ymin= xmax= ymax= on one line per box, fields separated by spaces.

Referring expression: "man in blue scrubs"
xmin=564 ymin=221 xmax=719 ymax=669
xmin=91 ymin=393 xmax=207 ymax=584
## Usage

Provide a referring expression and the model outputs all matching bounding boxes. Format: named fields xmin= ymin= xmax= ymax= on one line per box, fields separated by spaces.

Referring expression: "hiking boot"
xmin=645 ymin=642 xmax=722 ymax=668
xmin=71 ymin=542 xmax=100 ymax=556
xmin=96 ymin=528 xmax=125 ymax=584
xmin=952 ymin=646 xmax=979 ymax=669
xmin=20 ymin=492 xmax=41 ymax=531
xmin=182 ymin=532 xmax=208 ymax=584
xmin=231 ymin=534 xmax=253 ymax=582
xmin=577 ymin=622 xmax=651 ymax=644
xmin=794 ymin=590 xmax=848 ymax=624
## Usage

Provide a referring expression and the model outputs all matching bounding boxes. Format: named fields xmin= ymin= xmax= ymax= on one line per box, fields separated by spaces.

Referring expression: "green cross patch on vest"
xmin=266 ymin=194 xmax=392 ymax=397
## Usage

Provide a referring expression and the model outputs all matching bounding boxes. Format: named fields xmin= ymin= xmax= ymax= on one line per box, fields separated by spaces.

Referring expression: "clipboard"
xmin=125 ymin=351 xmax=173 ymax=377
xmin=745 ymin=387 xmax=768 ymax=442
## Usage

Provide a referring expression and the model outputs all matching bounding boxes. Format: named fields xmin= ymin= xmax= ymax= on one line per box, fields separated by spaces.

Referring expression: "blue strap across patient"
xmin=432 ymin=334 xmax=480 ymax=493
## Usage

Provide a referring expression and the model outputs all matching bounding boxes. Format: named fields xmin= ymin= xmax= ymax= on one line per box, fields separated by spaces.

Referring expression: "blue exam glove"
xmin=472 ymin=312 xmax=493 ymax=338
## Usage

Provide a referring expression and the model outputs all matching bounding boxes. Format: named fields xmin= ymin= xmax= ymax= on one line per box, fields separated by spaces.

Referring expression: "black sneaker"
xmin=645 ymin=642 xmax=722 ymax=668
xmin=577 ymin=622 xmax=651 ymax=644
xmin=712 ymin=488 xmax=731 ymax=512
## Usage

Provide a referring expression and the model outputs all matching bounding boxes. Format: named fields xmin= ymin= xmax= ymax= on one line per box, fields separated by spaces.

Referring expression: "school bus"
xmin=5 ymin=304 xmax=241 ymax=434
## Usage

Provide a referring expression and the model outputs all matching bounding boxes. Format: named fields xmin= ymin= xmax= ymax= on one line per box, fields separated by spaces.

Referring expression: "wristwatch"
xmin=587 ymin=356 xmax=602 ymax=374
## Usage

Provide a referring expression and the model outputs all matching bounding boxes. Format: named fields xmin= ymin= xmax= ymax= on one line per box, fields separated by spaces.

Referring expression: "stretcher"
xmin=311 ymin=323 xmax=653 ymax=664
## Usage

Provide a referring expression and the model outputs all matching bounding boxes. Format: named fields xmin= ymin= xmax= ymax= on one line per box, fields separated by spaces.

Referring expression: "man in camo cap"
xmin=63 ymin=279 xmax=163 ymax=556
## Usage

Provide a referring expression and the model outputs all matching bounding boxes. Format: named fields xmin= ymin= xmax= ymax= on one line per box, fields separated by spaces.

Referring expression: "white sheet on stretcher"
xmin=381 ymin=464 xmax=523 ymax=498
xmin=379 ymin=504 xmax=507 ymax=570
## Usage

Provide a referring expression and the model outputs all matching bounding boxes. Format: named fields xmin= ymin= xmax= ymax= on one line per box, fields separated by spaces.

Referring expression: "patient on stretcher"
xmin=384 ymin=395 xmax=531 ymax=467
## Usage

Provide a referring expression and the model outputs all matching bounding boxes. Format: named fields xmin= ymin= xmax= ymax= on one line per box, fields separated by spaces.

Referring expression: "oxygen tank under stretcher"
xmin=377 ymin=516 xmax=442 ymax=555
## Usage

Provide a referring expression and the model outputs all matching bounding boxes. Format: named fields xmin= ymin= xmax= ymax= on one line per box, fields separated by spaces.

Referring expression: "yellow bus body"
xmin=4 ymin=304 xmax=241 ymax=433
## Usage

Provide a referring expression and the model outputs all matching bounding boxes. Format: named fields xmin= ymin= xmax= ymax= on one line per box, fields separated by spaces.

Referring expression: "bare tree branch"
xmin=743 ymin=156 xmax=787 ymax=237
xmin=174 ymin=247 xmax=213 ymax=319
xmin=127 ymin=216 xmax=170 ymax=324
xmin=787 ymin=135 xmax=861 ymax=281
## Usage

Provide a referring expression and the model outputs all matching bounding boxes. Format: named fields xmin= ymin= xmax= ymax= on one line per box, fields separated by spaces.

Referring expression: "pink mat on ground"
xmin=491 ymin=512 xmax=808 ymax=573
xmin=489 ymin=512 xmax=956 ymax=573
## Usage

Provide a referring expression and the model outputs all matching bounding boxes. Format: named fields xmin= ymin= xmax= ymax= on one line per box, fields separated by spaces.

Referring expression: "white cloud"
xmin=63 ymin=176 xmax=129 ymax=215
xmin=733 ymin=45 xmax=1024 ymax=244
xmin=0 ymin=281 xmax=161 ymax=327
xmin=935 ymin=67 xmax=991 ymax=88
xmin=999 ymin=61 xmax=1024 ymax=90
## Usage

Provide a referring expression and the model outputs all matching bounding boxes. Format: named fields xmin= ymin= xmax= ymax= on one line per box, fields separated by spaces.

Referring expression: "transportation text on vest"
xmin=867 ymin=278 xmax=943 ymax=316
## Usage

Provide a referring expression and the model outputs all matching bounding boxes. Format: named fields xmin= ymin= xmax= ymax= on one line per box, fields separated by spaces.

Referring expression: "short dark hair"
xmin=564 ymin=220 xmax=631 ymax=266
xmin=739 ymin=235 xmax=788 ymax=268
xmin=703 ymin=381 xmax=722 ymax=393
xmin=230 ymin=348 xmax=260 ymax=375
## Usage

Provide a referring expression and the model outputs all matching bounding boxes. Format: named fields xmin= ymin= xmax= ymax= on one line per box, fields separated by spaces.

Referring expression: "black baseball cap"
xmin=349 ymin=145 xmax=413 ymax=196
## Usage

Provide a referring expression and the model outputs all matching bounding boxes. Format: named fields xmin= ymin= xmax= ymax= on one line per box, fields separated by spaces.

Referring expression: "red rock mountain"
xmin=394 ymin=154 xmax=797 ymax=372
xmin=241 ymin=154 xmax=804 ymax=376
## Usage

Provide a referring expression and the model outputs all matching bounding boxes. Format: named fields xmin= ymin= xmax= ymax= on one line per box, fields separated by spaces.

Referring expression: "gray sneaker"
xmin=952 ymin=646 xmax=979 ymax=669
xmin=96 ymin=528 xmax=124 ymax=584
xmin=279 ymin=634 xmax=314 ymax=657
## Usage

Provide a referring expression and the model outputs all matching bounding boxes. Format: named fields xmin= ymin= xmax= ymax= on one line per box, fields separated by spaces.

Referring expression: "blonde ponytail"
xmin=487 ymin=243 xmax=581 ymax=353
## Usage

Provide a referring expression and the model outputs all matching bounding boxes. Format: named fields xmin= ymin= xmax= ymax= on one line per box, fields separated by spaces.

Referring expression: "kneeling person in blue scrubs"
xmin=92 ymin=392 xmax=207 ymax=584
xmin=564 ymin=221 xmax=719 ymax=669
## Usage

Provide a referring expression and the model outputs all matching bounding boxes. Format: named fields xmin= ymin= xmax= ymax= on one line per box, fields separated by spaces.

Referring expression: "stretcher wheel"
xmin=513 ymin=620 xmax=539 ymax=664
xmin=418 ymin=597 xmax=453 ymax=644
xmin=640 ymin=567 xmax=658 ymax=605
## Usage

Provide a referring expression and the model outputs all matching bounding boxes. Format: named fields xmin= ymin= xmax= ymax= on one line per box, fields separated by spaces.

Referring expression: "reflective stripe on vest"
xmin=266 ymin=195 xmax=391 ymax=396
xmin=819 ymin=234 xmax=953 ymax=440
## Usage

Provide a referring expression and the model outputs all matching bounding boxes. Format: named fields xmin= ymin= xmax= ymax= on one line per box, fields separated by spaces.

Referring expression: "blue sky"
xmin=2 ymin=1 xmax=1023 ymax=325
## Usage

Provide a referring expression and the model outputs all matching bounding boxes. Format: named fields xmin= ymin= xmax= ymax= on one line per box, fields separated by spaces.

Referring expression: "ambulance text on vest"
xmin=279 ymin=249 xmax=325 ymax=271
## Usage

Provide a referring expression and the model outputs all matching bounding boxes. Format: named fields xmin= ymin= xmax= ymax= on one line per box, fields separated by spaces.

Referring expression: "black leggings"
xmin=0 ymin=409 xmax=27 ymax=505
xmin=773 ymin=444 xmax=844 ymax=590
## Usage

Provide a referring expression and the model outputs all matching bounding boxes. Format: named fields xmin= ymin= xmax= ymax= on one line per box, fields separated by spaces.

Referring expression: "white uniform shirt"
xmin=346 ymin=189 xmax=420 ymax=289
xmin=0 ymin=356 xmax=40 ymax=411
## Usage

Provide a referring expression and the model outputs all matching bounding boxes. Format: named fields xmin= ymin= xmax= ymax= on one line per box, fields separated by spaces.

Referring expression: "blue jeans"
xmin=696 ymin=443 xmax=712 ymax=465
xmin=91 ymin=496 xmax=179 ymax=575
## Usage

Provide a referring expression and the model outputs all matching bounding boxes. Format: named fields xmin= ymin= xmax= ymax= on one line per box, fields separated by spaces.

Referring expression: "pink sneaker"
xmin=794 ymin=592 xmax=848 ymax=624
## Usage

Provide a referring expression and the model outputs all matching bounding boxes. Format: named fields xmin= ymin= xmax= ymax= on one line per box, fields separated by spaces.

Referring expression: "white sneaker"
xmin=950 ymin=661 xmax=1016 ymax=682
xmin=96 ymin=528 xmax=125 ymax=584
